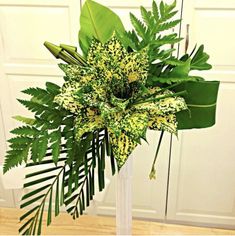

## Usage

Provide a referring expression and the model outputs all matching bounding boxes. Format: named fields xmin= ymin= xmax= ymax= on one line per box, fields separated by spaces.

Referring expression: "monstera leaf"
xmin=174 ymin=81 xmax=220 ymax=129
xmin=79 ymin=0 xmax=125 ymax=55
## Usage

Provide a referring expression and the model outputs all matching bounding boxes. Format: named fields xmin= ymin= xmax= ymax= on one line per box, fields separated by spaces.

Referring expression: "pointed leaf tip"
xmin=60 ymin=44 xmax=77 ymax=53
xmin=44 ymin=41 xmax=62 ymax=58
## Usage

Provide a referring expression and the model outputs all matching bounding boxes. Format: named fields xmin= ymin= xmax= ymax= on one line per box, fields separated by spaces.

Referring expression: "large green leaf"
xmin=79 ymin=0 xmax=125 ymax=55
xmin=174 ymin=81 xmax=220 ymax=129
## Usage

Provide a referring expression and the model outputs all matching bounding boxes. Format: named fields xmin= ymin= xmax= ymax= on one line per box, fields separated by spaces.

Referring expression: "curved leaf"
xmin=174 ymin=81 xmax=220 ymax=129
xmin=79 ymin=0 xmax=125 ymax=55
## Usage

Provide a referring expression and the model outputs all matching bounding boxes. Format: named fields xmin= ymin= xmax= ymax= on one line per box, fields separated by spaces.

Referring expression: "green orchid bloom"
xmin=54 ymin=35 xmax=187 ymax=169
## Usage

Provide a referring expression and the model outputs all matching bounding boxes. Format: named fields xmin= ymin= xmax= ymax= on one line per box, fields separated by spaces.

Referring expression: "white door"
xmin=0 ymin=107 xmax=14 ymax=207
xmin=167 ymin=0 xmax=235 ymax=228
xmin=83 ymin=0 xmax=183 ymax=220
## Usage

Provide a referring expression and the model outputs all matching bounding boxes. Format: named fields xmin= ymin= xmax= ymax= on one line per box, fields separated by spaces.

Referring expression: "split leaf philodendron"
xmin=3 ymin=0 xmax=219 ymax=235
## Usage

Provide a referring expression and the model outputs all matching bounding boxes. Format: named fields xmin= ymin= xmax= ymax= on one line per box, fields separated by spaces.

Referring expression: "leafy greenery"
xmin=79 ymin=0 xmax=125 ymax=55
xmin=119 ymin=0 xmax=181 ymax=64
xmin=18 ymin=130 xmax=115 ymax=235
xmin=3 ymin=0 xmax=219 ymax=235
xmin=174 ymin=80 xmax=220 ymax=129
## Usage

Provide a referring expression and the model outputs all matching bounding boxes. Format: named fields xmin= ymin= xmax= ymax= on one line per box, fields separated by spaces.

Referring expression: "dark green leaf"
xmin=24 ymin=175 xmax=56 ymax=188
xmin=20 ymin=206 xmax=39 ymax=221
xmin=19 ymin=217 xmax=34 ymax=233
xmin=64 ymin=194 xmax=78 ymax=206
xmin=26 ymin=167 xmax=61 ymax=178
xmin=3 ymin=146 xmax=30 ymax=173
xmin=20 ymin=194 xmax=45 ymax=209
xmin=37 ymin=203 xmax=45 ymax=235
xmin=46 ymin=82 xmax=61 ymax=96
xmin=22 ymin=184 xmax=50 ymax=201
xmin=174 ymin=81 xmax=220 ymax=129
xmin=55 ymin=178 xmax=60 ymax=216
xmin=50 ymin=129 xmax=61 ymax=163
xmin=26 ymin=158 xmax=66 ymax=167
xmin=190 ymin=45 xmax=212 ymax=70
xmin=47 ymin=189 xmax=53 ymax=226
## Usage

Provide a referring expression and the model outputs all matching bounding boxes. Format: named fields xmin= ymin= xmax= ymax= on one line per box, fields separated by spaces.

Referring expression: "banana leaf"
xmin=174 ymin=81 xmax=220 ymax=129
xmin=79 ymin=0 xmax=125 ymax=55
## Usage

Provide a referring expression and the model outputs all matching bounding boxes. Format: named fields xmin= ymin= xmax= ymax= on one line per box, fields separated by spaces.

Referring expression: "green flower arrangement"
xmin=3 ymin=0 xmax=219 ymax=235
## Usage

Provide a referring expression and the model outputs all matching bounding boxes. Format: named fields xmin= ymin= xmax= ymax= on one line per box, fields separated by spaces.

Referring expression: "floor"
xmin=0 ymin=208 xmax=235 ymax=235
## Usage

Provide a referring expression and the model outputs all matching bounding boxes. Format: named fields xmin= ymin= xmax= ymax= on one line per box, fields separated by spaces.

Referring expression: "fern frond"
xmin=22 ymin=87 xmax=55 ymax=105
xmin=125 ymin=0 xmax=181 ymax=65
xmin=130 ymin=13 xmax=147 ymax=40
xmin=3 ymin=145 xmax=30 ymax=173
xmin=31 ymin=133 xmax=48 ymax=162
xmin=10 ymin=126 xmax=39 ymax=137
xmin=151 ymin=33 xmax=182 ymax=47
xmin=140 ymin=6 xmax=154 ymax=27
xmin=156 ymin=19 xmax=181 ymax=33
xmin=152 ymin=1 xmax=160 ymax=22
xmin=159 ymin=0 xmax=177 ymax=21
xmin=8 ymin=136 xmax=32 ymax=145
xmin=17 ymin=100 xmax=48 ymax=116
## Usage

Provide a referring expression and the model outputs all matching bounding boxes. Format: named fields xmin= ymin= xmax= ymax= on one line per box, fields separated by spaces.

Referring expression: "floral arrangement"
xmin=3 ymin=0 xmax=219 ymax=235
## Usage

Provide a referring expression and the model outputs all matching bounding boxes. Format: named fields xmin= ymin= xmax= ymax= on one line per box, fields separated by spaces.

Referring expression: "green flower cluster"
xmin=54 ymin=35 xmax=187 ymax=168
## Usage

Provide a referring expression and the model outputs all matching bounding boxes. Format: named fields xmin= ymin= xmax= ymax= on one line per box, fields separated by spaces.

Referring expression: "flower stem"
xmin=149 ymin=131 xmax=164 ymax=180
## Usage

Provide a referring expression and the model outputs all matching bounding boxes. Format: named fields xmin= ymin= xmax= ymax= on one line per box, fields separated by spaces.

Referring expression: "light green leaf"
xmin=147 ymin=75 xmax=203 ymax=85
xmin=79 ymin=0 xmax=125 ymax=55
xmin=130 ymin=12 xmax=147 ymax=40
xmin=13 ymin=116 xmax=35 ymax=125
xmin=168 ymin=58 xmax=191 ymax=78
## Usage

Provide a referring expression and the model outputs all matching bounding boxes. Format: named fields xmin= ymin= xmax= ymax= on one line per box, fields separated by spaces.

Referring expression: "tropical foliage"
xmin=3 ymin=0 xmax=219 ymax=235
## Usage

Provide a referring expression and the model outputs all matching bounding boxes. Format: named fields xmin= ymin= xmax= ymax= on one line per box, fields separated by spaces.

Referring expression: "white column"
xmin=116 ymin=155 xmax=133 ymax=235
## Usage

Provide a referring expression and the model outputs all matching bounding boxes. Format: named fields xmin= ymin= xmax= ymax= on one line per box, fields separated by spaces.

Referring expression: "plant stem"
xmin=149 ymin=131 xmax=164 ymax=180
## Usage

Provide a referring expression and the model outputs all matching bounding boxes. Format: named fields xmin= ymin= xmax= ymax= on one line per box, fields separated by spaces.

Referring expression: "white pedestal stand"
xmin=116 ymin=155 xmax=133 ymax=235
